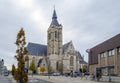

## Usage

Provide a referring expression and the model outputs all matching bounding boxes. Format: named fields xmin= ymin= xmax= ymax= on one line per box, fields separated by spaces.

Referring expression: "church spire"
xmin=52 ymin=9 xmax=57 ymax=19
xmin=50 ymin=7 xmax=59 ymax=26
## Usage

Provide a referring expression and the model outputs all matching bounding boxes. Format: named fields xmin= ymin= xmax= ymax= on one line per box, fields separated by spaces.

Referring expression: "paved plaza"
xmin=31 ymin=75 xmax=120 ymax=83
xmin=0 ymin=75 xmax=10 ymax=83
xmin=8 ymin=74 xmax=120 ymax=83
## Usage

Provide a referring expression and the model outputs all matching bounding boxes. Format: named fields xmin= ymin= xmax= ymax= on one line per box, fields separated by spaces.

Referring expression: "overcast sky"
xmin=0 ymin=0 xmax=120 ymax=70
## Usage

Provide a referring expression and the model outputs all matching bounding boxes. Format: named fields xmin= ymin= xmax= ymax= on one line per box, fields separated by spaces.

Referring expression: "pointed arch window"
xmin=70 ymin=56 xmax=74 ymax=66
xmin=55 ymin=31 xmax=57 ymax=38
xmin=48 ymin=33 xmax=51 ymax=39
xmin=56 ymin=61 xmax=59 ymax=70
xmin=58 ymin=32 xmax=59 ymax=39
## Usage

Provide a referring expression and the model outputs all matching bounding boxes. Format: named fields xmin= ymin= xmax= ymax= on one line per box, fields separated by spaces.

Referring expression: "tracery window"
xmin=70 ymin=56 xmax=74 ymax=66
xmin=55 ymin=31 xmax=57 ymax=38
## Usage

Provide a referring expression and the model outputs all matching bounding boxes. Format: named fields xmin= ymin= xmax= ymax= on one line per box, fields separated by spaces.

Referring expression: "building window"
xmin=111 ymin=49 xmax=115 ymax=55
xmin=108 ymin=50 xmax=111 ymax=56
xmin=48 ymin=33 xmax=51 ymax=39
xmin=117 ymin=47 xmax=120 ymax=55
xmin=100 ymin=52 xmax=105 ymax=58
xmin=108 ymin=49 xmax=114 ymax=56
xmin=100 ymin=52 xmax=106 ymax=58
xmin=70 ymin=56 xmax=74 ymax=66
xmin=55 ymin=31 xmax=57 ymax=38
xmin=58 ymin=32 xmax=59 ymax=39
xmin=56 ymin=61 xmax=59 ymax=70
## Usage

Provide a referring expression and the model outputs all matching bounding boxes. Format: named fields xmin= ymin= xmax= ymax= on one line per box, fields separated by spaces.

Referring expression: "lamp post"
xmin=61 ymin=56 xmax=63 ymax=76
xmin=86 ymin=49 xmax=91 ymax=75
xmin=82 ymin=64 xmax=84 ymax=79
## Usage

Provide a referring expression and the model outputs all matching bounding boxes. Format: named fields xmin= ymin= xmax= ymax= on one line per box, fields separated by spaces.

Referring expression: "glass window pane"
xmin=70 ymin=56 xmax=74 ymax=66
xmin=118 ymin=47 xmax=120 ymax=55
xmin=108 ymin=50 xmax=111 ymax=56
xmin=111 ymin=49 xmax=114 ymax=55
xmin=104 ymin=52 xmax=106 ymax=57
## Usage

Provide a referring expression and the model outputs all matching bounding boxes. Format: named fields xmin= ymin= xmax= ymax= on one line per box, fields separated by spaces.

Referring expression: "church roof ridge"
xmin=28 ymin=42 xmax=47 ymax=46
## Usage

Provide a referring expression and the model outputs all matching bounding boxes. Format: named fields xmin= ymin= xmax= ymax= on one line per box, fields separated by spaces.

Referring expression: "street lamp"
xmin=61 ymin=57 xmax=63 ymax=76
xmin=82 ymin=64 xmax=84 ymax=79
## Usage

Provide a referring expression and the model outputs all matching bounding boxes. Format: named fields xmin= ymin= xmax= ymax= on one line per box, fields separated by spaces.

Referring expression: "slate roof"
xmin=76 ymin=51 xmax=87 ymax=64
xmin=77 ymin=51 xmax=83 ymax=60
xmin=62 ymin=42 xmax=71 ymax=53
xmin=79 ymin=60 xmax=87 ymax=64
xmin=27 ymin=42 xmax=87 ymax=65
xmin=27 ymin=42 xmax=47 ymax=56
xmin=27 ymin=41 xmax=71 ymax=56
xmin=50 ymin=9 xmax=59 ymax=26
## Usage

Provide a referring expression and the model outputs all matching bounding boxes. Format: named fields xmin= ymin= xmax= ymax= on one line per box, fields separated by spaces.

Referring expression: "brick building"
xmin=88 ymin=34 xmax=120 ymax=76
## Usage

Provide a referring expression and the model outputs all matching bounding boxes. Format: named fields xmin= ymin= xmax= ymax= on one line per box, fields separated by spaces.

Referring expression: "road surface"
xmin=29 ymin=78 xmax=51 ymax=83
xmin=0 ymin=75 xmax=10 ymax=83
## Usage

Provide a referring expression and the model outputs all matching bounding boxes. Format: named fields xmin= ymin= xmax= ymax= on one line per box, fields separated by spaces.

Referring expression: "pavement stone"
xmin=8 ymin=75 xmax=16 ymax=83
xmin=8 ymin=75 xmax=120 ymax=83
xmin=31 ymin=75 xmax=120 ymax=83
xmin=31 ymin=75 xmax=99 ymax=83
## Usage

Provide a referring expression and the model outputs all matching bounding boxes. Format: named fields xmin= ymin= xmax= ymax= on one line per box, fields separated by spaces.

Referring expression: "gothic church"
xmin=27 ymin=9 xmax=87 ymax=73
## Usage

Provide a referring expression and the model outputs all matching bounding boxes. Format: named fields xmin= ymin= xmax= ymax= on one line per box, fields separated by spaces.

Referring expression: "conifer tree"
xmin=12 ymin=64 xmax=16 ymax=76
xmin=15 ymin=28 xmax=28 ymax=83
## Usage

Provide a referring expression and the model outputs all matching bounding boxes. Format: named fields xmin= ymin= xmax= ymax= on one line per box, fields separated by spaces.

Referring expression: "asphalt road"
xmin=29 ymin=79 xmax=51 ymax=83
xmin=0 ymin=75 xmax=10 ymax=83
xmin=0 ymin=75 xmax=51 ymax=83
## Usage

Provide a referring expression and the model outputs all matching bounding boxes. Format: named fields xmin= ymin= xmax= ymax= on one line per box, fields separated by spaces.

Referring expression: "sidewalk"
xmin=31 ymin=75 xmax=106 ymax=83
xmin=100 ymin=76 xmax=120 ymax=83
xmin=8 ymin=75 xmax=16 ymax=83
xmin=8 ymin=75 xmax=120 ymax=83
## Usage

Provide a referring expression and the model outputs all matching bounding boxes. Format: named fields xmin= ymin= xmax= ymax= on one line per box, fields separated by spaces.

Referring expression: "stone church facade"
xmin=26 ymin=9 xmax=87 ymax=74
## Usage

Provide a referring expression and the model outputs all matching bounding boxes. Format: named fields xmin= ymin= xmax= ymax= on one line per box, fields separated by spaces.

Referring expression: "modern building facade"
xmin=88 ymin=34 xmax=120 ymax=76
xmin=26 ymin=9 xmax=87 ymax=74
xmin=4 ymin=66 xmax=9 ymax=76
xmin=0 ymin=59 xmax=4 ymax=75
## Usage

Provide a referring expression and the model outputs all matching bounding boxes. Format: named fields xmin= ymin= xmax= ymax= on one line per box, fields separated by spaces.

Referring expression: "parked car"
xmin=71 ymin=72 xmax=77 ymax=77
xmin=53 ymin=71 xmax=60 ymax=76
xmin=65 ymin=72 xmax=77 ymax=77
xmin=75 ymin=72 xmax=81 ymax=76
xmin=84 ymin=72 xmax=90 ymax=76
xmin=65 ymin=72 xmax=71 ymax=77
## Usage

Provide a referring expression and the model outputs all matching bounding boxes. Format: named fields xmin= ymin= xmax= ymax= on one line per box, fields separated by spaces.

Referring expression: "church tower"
xmin=47 ymin=9 xmax=62 ymax=71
